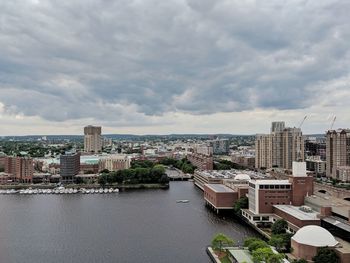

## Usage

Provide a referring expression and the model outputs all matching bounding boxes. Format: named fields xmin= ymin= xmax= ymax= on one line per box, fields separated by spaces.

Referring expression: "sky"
xmin=0 ymin=0 xmax=350 ymax=136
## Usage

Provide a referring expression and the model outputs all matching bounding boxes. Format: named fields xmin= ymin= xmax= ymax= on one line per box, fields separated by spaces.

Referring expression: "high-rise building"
xmin=255 ymin=122 xmax=304 ymax=170
xmin=4 ymin=156 xmax=33 ymax=183
xmin=84 ymin=125 xmax=102 ymax=153
xmin=271 ymin=121 xmax=285 ymax=133
xmin=60 ymin=152 xmax=80 ymax=184
xmin=326 ymin=129 xmax=350 ymax=179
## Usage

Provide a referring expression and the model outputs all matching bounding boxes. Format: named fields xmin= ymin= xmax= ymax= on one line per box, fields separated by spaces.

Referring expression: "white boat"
xmin=86 ymin=189 xmax=90 ymax=194
xmin=99 ymin=188 xmax=103 ymax=194
xmin=68 ymin=189 xmax=74 ymax=194
xmin=33 ymin=189 xmax=39 ymax=194
xmin=47 ymin=189 xmax=53 ymax=194
xmin=73 ymin=189 xmax=78 ymax=194
xmin=19 ymin=189 xmax=25 ymax=194
xmin=108 ymin=188 xmax=113 ymax=193
xmin=90 ymin=189 xmax=95 ymax=194
xmin=103 ymin=189 xmax=108 ymax=193
xmin=113 ymin=188 xmax=119 ymax=193
xmin=176 ymin=200 xmax=189 ymax=203
xmin=28 ymin=190 xmax=33 ymax=194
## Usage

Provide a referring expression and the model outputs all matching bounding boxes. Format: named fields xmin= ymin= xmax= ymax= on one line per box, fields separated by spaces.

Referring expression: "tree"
xmin=252 ymin=247 xmax=274 ymax=263
xmin=313 ymin=247 xmax=339 ymax=263
xmin=269 ymin=235 xmax=285 ymax=252
xmin=211 ymin=233 xmax=235 ymax=252
xmin=244 ymin=237 xmax=262 ymax=247
xmin=233 ymin=196 xmax=248 ymax=214
xmin=248 ymin=240 xmax=269 ymax=252
xmin=268 ymin=253 xmax=284 ymax=263
xmin=271 ymin=219 xmax=288 ymax=235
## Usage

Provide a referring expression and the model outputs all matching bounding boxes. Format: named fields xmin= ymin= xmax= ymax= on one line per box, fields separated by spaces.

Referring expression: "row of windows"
xmin=259 ymin=185 xmax=291 ymax=189
xmin=265 ymin=202 xmax=286 ymax=205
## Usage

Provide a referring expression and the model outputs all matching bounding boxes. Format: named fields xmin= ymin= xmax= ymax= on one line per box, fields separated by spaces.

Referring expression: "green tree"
xmin=313 ymin=247 xmax=339 ymax=263
xmin=268 ymin=253 xmax=284 ymax=263
xmin=211 ymin=233 xmax=235 ymax=252
xmin=252 ymin=247 xmax=274 ymax=262
xmin=244 ymin=237 xmax=262 ymax=247
xmin=233 ymin=196 xmax=248 ymax=214
xmin=248 ymin=240 xmax=269 ymax=253
xmin=271 ymin=219 xmax=288 ymax=235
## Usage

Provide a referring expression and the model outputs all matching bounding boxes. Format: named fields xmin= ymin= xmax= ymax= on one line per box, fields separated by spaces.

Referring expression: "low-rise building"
xmin=98 ymin=155 xmax=130 ymax=172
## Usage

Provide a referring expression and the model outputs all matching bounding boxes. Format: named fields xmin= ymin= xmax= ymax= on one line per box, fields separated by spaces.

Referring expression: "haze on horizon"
xmin=1 ymin=0 xmax=350 ymax=136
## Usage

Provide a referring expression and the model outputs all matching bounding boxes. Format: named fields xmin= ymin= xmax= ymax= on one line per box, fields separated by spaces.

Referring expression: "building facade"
xmin=4 ymin=156 xmax=33 ymax=183
xmin=187 ymin=145 xmax=214 ymax=171
xmin=84 ymin=125 xmax=102 ymax=153
xmin=60 ymin=152 xmax=80 ymax=184
xmin=255 ymin=122 xmax=304 ymax=170
xmin=210 ymin=139 xmax=229 ymax=155
xmin=98 ymin=155 xmax=131 ymax=172
xmin=326 ymin=129 xmax=350 ymax=180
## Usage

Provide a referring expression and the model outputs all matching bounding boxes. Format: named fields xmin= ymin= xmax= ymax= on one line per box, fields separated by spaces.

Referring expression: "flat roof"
xmin=323 ymin=217 xmax=350 ymax=233
xmin=228 ymin=249 xmax=253 ymax=263
xmin=273 ymin=205 xmax=319 ymax=221
xmin=205 ymin=184 xmax=235 ymax=193
xmin=251 ymin=180 xmax=291 ymax=185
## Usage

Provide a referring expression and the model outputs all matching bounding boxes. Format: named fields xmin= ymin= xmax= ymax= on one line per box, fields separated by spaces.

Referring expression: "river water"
xmin=0 ymin=182 xmax=257 ymax=263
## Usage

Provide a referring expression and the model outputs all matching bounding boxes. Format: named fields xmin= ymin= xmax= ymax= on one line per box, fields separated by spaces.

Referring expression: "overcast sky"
xmin=0 ymin=0 xmax=350 ymax=135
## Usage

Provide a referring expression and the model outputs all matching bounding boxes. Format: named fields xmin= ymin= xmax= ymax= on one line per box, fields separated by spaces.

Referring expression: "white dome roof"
xmin=234 ymin=173 xmax=251 ymax=181
xmin=292 ymin=225 xmax=338 ymax=247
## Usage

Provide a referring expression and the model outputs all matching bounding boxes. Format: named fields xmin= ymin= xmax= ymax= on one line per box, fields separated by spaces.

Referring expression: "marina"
xmin=0 ymin=187 xmax=119 ymax=195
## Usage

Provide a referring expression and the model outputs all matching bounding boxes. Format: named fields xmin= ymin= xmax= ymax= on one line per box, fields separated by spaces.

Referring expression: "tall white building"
xmin=84 ymin=125 xmax=102 ymax=153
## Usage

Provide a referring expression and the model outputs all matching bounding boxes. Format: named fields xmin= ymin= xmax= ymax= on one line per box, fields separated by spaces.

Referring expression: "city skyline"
xmin=1 ymin=1 xmax=350 ymax=135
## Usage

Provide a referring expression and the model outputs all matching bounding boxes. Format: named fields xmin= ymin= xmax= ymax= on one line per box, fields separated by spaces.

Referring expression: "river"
xmin=0 ymin=182 xmax=258 ymax=263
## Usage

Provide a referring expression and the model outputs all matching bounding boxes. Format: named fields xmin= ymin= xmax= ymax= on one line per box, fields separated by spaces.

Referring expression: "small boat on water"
xmin=99 ymin=188 xmax=103 ymax=194
xmin=176 ymin=200 xmax=189 ymax=203
xmin=113 ymin=188 xmax=119 ymax=193
xmin=103 ymin=189 xmax=108 ymax=194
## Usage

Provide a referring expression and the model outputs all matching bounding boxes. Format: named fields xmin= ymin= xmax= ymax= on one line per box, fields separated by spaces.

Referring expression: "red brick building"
xmin=204 ymin=184 xmax=237 ymax=211
xmin=4 ymin=156 xmax=33 ymax=183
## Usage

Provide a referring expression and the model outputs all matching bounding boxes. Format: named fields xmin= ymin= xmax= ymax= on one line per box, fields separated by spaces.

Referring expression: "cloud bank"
xmin=0 ymin=0 xmax=350 ymax=135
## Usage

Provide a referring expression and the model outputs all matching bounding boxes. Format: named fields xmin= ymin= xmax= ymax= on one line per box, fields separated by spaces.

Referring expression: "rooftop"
xmin=273 ymin=205 xmax=319 ymax=221
xmin=205 ymin=184 xmax=235 ymax=193
xmin=228 ymin=249 xmax=253 ymax=263
xmin=251 ymin=179 xmax=291 ymax=185
xmin=292 ymin=225 xmax=338 ymax=247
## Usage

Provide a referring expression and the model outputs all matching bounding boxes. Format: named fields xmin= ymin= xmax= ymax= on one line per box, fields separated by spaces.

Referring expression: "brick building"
xmin=4 ymin=156 xmax=33 ymax=183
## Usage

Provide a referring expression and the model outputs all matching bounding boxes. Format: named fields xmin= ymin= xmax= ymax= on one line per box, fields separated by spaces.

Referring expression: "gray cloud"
xmin=0 ymin=0 xmax=350 ymax=127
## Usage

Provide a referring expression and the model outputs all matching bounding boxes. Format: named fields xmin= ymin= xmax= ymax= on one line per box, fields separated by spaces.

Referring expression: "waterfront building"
xmin=326 ymin=129 xmax=350 ymax=180
xmin=203 ymin=174 xmax=251 ymax=212
xmin=60 ymin=152 xmax=80 ymax=184
xmin=255 ymin=122 xmax=304 ymax=170
xmin=84 ymin=125 xmax=102 ymax=153
xmin=242 ymin=161 xmax=314 ymax=229
xmin=187 ymin=145 xmax=213 ymax=171
xmin=193 ymin=170 xmax=235 ymax=190
xmin=4 ymin=156 xmax=33 ymax=183
xmin=98 ymin=155 xmax=130 ymax=172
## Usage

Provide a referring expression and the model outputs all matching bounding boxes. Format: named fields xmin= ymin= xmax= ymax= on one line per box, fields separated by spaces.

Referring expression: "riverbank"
xmin=0 ymin=183 xmax=169 ymax=190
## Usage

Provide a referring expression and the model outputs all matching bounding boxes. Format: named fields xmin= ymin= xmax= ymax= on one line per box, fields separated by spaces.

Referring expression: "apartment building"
xmin=326 ymin=129 xmax=350 ymax=180
xmin=84 ymin=125 xmax=102 ymax=153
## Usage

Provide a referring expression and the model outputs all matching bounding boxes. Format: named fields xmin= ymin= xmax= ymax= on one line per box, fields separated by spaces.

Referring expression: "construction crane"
xmin=298 ymin=115 xmax=307 ymax=129
xmin=330 ymin=116 xmax=336 ymax=130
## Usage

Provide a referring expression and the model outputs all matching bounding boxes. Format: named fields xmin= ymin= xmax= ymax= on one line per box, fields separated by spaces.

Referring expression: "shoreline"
xmin=0 ymin=183 xmax=169 ymax=190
